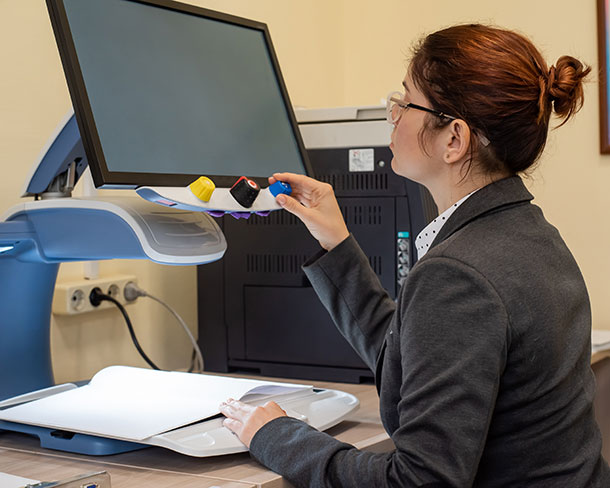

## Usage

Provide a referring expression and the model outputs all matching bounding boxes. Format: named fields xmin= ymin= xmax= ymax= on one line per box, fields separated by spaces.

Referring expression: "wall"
xmin=337 ymin=0 xmax=609 ymax=331
xmin=0 ymin=0 xmax=344 ymax=384
xmin=0 ymin=0 xmax=607 ymax=383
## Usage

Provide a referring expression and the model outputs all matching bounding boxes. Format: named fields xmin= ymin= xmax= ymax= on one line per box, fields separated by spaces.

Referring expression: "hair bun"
xmin=548 ymin=56 xmax=590 ymax=124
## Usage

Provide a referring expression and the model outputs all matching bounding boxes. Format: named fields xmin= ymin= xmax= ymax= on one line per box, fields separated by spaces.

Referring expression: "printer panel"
xmin=243 ymin=285 xmax=366 ymax=368
xmin=198 ymin=144 xmax=436 ymax=382
xmin=308 ymin=147 xmax=405 ymax=197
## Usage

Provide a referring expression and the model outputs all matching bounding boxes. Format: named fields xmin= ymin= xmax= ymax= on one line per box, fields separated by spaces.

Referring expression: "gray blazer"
xmin=249 ymin=176 xmax=610 ymax=487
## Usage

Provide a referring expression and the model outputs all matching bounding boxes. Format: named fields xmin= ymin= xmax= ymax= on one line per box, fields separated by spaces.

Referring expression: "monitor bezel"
xmin=45 ymin=0 xmax=313 ymax=189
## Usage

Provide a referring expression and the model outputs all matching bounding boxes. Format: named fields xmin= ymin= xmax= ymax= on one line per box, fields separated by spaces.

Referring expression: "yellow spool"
xmin=189 ymin=176 xmax=215 ymax=202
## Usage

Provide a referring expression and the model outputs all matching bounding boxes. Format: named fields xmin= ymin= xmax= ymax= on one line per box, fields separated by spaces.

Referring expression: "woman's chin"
xmin=390 ymin=157 xmax=403 ymax=177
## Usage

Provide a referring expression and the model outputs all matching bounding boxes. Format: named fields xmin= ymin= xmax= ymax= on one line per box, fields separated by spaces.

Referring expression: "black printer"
xmin=197 ymin=105 xmax=437 ymax=383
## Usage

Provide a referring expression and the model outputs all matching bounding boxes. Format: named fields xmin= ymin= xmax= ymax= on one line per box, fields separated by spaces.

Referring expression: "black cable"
xmin=187 ymin=348 xmax=196 ymax=373
xmin=89 ymin=287 xmax=160 ymax=370
xmin=124 ymin=282 xmax=203 ymax=373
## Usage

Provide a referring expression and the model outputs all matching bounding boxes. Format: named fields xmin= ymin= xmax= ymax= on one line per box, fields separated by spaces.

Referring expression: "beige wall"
xmin=0 ymin=1 xmax=607 ymax=383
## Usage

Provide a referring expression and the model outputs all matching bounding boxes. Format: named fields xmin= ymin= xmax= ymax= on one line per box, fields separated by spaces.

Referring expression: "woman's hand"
xmin=219 ymin=399 xmax=286 ymax=448
xmin=270 ymin=172 xmax=349 ymax=251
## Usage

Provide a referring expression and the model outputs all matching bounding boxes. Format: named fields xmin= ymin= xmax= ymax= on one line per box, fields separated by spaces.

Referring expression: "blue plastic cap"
xmin=269 ymin=180 xmax=292 ymax=197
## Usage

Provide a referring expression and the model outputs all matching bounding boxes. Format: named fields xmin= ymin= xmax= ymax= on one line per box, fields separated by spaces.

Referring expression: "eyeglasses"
xmin=386 ymin=91 xmax=491 ymax=147
xmin=386 ymin=91 xmax=455 ymax=126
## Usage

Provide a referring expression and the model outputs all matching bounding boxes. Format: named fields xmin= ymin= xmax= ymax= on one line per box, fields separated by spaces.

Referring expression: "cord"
xmin=124 ymin=282 xmax=204 ymax=373
xmin=89 ymin=287 xmax=161 ymax=370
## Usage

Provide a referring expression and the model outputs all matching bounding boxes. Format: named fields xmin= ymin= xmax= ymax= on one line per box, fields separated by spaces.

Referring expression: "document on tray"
xmin=0 ymin=365 xmax=311 ymax=441
xmin=592 ymin=329 xmax=610 ymax=354
xmin=0 ymin=472 xmax=39 ymax=488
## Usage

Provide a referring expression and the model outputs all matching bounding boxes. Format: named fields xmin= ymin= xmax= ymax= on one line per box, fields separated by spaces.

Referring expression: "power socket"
xmin=53 ymin=275 xmax=137 ymax=315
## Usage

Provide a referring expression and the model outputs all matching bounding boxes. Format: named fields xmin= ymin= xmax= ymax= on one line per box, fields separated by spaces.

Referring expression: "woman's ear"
xmin=443 ymin=119 xmax=471 ymax=165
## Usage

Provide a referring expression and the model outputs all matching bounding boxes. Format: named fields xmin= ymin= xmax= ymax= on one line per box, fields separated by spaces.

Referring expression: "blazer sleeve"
xmin=301 ymin=234 xmax=396 ymax=371
xmin=249 ymin=256 xmax=509 ymax=488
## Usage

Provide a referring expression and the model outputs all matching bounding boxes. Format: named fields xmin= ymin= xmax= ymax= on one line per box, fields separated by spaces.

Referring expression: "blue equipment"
xmin=0 ymin=112 xmax=227 ymax=454
xmin=0 ymin=0 xmax=311 ymax=455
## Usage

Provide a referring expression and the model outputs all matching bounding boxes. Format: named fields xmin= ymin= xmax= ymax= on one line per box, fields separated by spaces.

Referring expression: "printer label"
xmin=349 ymin=148 xmax=374 ymax=172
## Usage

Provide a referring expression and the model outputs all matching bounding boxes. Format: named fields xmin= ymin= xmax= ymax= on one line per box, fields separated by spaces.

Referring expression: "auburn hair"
xmin=409 ymin=24 xmax=591 ymax=175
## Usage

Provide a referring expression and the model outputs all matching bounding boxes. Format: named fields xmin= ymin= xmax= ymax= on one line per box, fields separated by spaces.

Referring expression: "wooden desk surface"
xmin=3 ymin=349 xmax=607 ymax=487
xmin=0 ymin=379 xmax=390 ymax=488
xmin=593 ymin=350 xmax=610 ymax=365
xmin=0 ymin=448 xmax=254 ymax=488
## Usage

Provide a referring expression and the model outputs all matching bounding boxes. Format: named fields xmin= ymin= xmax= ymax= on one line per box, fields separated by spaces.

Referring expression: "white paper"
xmin=0 ymin=366 xmax=310 ymax=441
xmin=0 ymin=383 xmax=77 ymax=409
xmin=592 ymin=329 xmax=610 ymax=354
xmin=0 ymin=472 xmax=39 ymax=488
xmin=349 ymin=148 xmax=374 ymax=172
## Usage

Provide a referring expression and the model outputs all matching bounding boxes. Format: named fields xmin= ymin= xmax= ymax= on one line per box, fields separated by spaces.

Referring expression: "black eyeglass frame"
xmin=386 ymin=92 xmax=491 ymax=147
xmin=387 ymin=94 xmax=455 ymax=125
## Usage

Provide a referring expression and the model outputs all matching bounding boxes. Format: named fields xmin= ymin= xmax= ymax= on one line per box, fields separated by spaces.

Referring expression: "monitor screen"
xmin=46 ymin=0 xmax=311 ymax=188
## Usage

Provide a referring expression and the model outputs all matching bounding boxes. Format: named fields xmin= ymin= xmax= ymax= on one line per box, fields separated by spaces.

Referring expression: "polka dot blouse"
xmin=415 ymin=189 xmax=479 ymax=260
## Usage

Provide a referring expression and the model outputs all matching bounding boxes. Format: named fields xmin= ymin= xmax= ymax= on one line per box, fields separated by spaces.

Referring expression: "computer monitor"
xmin=46 ymin=0 xmax=311 ymax=188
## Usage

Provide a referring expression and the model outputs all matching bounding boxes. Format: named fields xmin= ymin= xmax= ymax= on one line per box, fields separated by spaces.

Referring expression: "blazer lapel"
xmin=429 ymin=176 xmax=534 ymax=253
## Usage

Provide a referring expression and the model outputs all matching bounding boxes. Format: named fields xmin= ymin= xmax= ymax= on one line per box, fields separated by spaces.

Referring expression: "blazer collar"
xmin=429 ymin=176 xmax=534 ymax=252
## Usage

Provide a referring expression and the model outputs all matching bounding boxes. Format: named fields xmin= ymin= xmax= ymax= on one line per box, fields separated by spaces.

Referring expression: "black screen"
xmin=48 ymin=0 xmax=310 ymax=188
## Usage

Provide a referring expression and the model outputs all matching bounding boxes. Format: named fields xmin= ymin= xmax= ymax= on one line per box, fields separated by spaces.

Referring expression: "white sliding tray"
xmin=0 ymin=366 xmax=359 ymax=457
xmin=145 ymin=387 xmax=359 ymax=456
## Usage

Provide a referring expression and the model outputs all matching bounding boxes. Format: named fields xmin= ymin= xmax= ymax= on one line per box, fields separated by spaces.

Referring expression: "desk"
xmin=593 ymin=351 xmax=610 ymax=364
xmin=592 ymin=329 xmax=610 ymax=365
xmin=593 ymin=355 xmax=610 ymax=462
xmin=0 ymin=379 xmax=391 ymax=488
xmin=5 ymin=355 xmax=606 ymax=486
xmin=0 ymin=448 xmax=254 ymax=488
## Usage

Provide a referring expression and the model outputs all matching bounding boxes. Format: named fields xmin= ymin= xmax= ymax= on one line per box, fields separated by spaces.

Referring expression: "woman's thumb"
xmin=276 ymin=194 xmax=303 ymax=218
xmin=276 ymin=193 xmax=288 ymax=206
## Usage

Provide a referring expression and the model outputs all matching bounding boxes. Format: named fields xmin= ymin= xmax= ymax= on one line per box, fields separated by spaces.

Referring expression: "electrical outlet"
xmin=53 ymin=275 xmax=137 ymax=315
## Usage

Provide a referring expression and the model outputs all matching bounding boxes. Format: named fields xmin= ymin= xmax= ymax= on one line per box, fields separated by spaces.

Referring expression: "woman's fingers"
xmin=219 ymin=399 xmax=247 ymax=417
xmin=222 ymin=417 xmax=242 ymax=433
xmin=276 ymin=193 xmax=311 ymax=219
xmin=271 ymin=172 xmax=321 ymax=193
xmin=268 ymin=174 xmax=314 ymax=206
xmin=219 ymin=399 xmax=287 ymax=448
xmin=269 ymin=172 xmax=348 ymax=251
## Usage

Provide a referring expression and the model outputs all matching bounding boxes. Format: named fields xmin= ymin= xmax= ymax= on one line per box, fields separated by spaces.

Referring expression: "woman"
xmin=220 ymin=24 xmax=610 ymax=487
